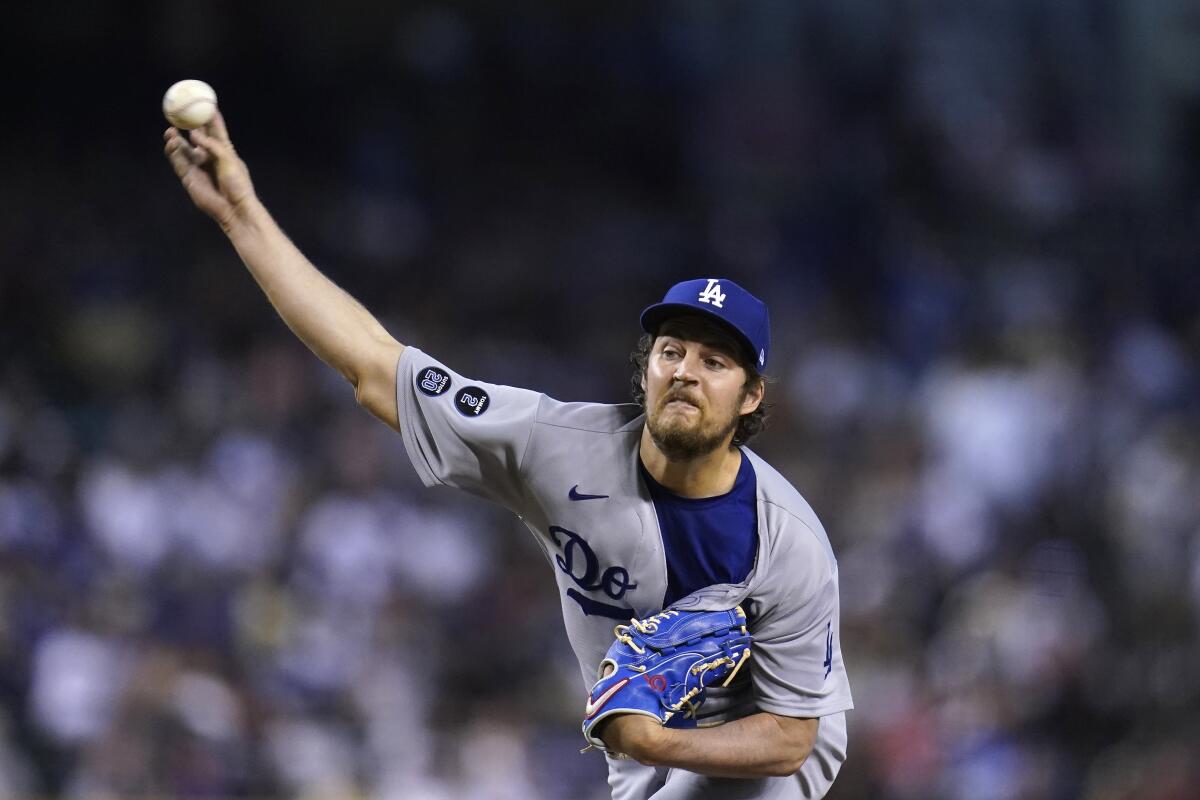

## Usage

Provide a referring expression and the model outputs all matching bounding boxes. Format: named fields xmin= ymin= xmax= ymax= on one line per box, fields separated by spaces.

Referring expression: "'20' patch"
xmin=455 ymin=386 xmax=490 ymax=417
xmin=417 ymin=367 xmax=452 ymax=397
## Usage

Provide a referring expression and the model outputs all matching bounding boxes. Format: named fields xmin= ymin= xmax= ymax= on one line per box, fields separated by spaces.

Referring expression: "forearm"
xmin=166 ymin=116 xmax=402 ymax=426
xmin=611 ymin=713 xmax=816 ymax=779
xmin=222 ymin=198 xmax=401 ymax=389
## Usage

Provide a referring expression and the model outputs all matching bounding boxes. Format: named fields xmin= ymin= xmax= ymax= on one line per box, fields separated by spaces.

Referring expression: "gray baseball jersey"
xmin=395 ymin=346 xmax=853 ymax=799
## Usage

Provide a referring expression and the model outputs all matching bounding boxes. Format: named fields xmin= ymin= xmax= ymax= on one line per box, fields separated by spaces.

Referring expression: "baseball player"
xmin=164 ymin=113 xmax=852 ymax=799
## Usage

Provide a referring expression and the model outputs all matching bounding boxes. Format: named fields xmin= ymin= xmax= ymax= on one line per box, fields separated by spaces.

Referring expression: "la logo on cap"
xmin=639 ymin=277 xmax=771 ymax=370
xmin=698 ymin=279 xmax=726 ymax=308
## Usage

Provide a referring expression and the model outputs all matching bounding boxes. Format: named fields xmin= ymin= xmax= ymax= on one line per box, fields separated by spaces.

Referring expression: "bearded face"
xmin=641 ymin=318 xmax=762 ymax=461
xmin=646 ymin=381 xmax=743 ymax=460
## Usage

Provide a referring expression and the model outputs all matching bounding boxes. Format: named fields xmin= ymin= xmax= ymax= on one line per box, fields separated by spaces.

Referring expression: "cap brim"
xmin=639 ymin=303 xmax=757 ymax=365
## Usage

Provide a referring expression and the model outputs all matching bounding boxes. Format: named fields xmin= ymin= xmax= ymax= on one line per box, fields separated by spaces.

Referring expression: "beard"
xmin=646 ymin=392 xmax=741 ymax=461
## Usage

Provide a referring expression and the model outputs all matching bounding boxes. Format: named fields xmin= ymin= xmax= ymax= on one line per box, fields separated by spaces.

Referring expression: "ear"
xmin=739 ymin=377 xmax=765 ymax=416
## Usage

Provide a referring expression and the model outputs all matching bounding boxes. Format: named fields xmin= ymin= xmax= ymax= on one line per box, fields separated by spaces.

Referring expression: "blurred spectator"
xmin=1 ymin=2 xmax=1198 ymax=798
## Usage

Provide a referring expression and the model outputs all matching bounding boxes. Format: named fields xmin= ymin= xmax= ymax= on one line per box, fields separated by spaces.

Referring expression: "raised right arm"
xmin=163 ymin=112 xmax=403 ymax=431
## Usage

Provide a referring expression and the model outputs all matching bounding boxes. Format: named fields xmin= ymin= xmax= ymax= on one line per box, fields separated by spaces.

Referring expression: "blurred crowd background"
xmin=2 ymin=2 xmax=1199 ymax=798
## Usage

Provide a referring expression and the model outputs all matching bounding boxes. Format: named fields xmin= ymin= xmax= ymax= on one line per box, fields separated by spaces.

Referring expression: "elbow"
xmin=769 ymin=751 xmax=810 ymax=778
xmin=351 ymin=340 xmax=405 ymax=431
xmin=355 ymin=378 xmax=402 ymax=433
xmin=764 ymin=745 xmax=812 ymax=778
xmin=763 ymin=714 xmax=818 ymax=777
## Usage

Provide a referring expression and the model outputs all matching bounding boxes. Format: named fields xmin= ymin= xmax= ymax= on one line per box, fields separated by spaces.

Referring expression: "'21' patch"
xmin=417 ymin=367 xmax=452 ymax=397
xmin=455 ymin=386 xmax=490 ymax=417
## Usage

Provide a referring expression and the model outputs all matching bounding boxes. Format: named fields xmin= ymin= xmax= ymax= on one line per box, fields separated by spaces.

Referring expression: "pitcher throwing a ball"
xmin=164 ymin=104 xmax=852 ymax=799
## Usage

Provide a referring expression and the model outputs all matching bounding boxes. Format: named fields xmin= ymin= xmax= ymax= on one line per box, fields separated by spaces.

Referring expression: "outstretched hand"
xmin=163 ymin=111 xmax=256 ymax=230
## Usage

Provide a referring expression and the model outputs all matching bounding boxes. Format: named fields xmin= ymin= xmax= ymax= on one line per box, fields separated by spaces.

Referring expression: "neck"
xmin=638 ymin=427 xmax=742 ymax=498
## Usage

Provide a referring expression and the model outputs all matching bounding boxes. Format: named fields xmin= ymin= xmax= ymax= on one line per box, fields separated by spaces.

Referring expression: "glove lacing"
xmin=582 ymin=608 xmax=752 ymax=755
xmin=612 ymin=609 xmax=681 ymax=654
xmin=610 ymin=609 xmax=753 ymax=715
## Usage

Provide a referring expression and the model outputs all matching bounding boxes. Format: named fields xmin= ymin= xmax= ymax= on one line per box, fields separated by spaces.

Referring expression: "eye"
xmin=704 ymin=357 xmax=727 ymax=370
xmin=661 ymin=347 xmax=681 ymax=360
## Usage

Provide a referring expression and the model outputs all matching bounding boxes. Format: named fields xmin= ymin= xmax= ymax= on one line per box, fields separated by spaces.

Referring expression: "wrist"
xmin=600 ymin=715 xmax=665 ymax=763
xmin=630 ymin=720 xmax=671 ymax=764
xmin=219 ymin=194 xmax=265 ymax=237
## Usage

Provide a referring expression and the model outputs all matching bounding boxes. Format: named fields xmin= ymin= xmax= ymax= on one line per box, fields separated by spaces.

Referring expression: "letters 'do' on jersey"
xmin=394 ymin=347 xmax=853 ymax=799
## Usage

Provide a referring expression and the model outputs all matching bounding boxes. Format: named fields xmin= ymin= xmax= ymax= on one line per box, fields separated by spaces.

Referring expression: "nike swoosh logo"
xmin=584 ymin=677 xmax=629 ymax=718
xmin=569 ymin=485 xmax=609 ymax=501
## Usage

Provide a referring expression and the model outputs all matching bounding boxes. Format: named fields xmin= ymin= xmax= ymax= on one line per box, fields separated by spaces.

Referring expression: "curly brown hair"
xmin=628 ymin=325 xmax=770 ymax=447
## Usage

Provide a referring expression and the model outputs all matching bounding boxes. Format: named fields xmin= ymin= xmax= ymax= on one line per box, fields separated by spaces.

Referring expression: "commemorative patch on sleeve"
xmin=454 ymin=386 xmax=490 ymax=417
xmin=417 ymin=367 xmax=452 ymax=397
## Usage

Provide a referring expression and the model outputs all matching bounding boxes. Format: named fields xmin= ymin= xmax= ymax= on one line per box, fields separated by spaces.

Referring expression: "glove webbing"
xmin=669 ymin=647 xmax=752 ymax=717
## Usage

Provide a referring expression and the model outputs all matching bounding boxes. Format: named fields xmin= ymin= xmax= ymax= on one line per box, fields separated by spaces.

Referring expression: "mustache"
xmin=660 ymin=389 xmax=702 ymax=409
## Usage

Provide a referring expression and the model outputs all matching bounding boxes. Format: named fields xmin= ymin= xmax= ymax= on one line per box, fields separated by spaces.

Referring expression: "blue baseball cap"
xmin=640 ymin=278 xmax=771 ymax=370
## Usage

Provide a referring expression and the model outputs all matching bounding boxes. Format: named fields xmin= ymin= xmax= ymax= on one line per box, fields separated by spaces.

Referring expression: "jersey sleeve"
xmin=750 ymin=526 xmax=854 ymax=720
xmin=394 ymin=346 xmax=542 ymax=514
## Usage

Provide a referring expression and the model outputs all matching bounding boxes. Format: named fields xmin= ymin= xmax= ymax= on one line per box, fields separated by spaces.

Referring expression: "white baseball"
xmin=163 ymin=79 xmax=218 ymax=130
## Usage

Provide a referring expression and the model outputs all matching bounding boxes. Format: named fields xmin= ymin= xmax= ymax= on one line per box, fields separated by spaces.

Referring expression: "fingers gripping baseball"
xmin=163 ymin=111 xmax=255 ymax=229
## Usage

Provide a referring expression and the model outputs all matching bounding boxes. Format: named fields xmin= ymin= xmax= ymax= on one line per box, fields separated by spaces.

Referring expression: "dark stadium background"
xmin=1 ymin=2 xmax=1197 ymax=798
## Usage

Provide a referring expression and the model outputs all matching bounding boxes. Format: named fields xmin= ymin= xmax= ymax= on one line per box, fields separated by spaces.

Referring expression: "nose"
xmin=672 ymin=353 xmax=700 ymax=383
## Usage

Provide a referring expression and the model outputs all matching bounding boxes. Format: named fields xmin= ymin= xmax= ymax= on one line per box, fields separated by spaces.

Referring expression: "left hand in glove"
xmin=581 ymin=605 xmax=752 ymax=753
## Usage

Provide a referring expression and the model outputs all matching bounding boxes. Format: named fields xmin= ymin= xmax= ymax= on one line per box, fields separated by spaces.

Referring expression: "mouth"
xmin=663 ymin=396 xmax=701 ymax=412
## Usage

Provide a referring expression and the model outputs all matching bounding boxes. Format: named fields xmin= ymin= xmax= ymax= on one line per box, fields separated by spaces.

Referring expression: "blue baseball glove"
xmin=581 ymin=606 xmax=752 ymax=753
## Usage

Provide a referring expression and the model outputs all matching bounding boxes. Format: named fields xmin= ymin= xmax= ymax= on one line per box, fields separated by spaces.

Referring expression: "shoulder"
xmin=533 ymin=398 xmax=645 ymax=435
xmin=743 ymin=448 xmax=838 ymax=590
xmin=522 ymin=400 xmax=643 ymax=475
xmin=399 ymin=346 xmax=643 ymax=435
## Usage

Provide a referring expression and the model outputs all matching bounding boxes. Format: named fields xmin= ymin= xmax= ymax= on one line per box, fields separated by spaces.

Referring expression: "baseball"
xmin=162 ymin=79 xmax=217 ymax=130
